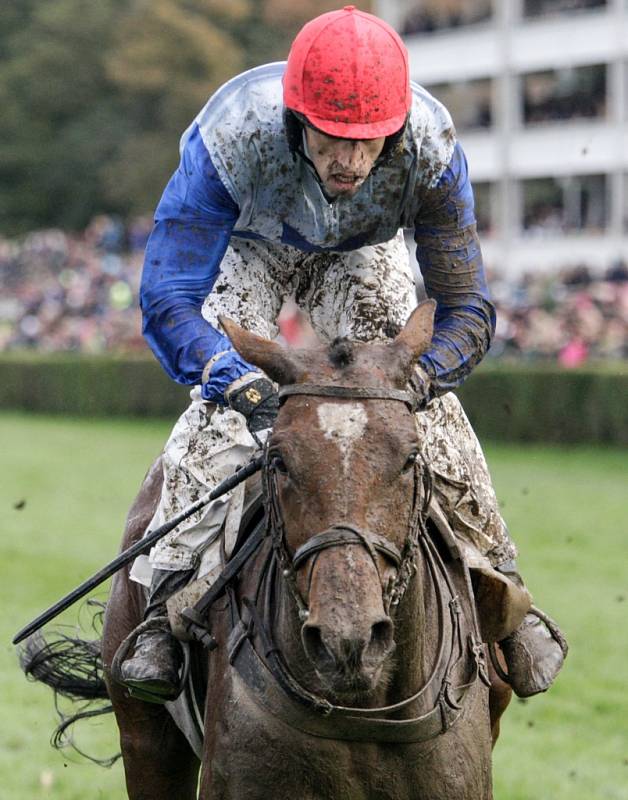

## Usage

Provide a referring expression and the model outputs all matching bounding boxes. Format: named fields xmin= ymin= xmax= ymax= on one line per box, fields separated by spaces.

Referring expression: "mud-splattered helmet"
xmin=283 ymin=5 xmax=411 ymax=140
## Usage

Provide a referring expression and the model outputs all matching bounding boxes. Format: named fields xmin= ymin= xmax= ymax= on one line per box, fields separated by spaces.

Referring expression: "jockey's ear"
xmin=219 ymin=316 xmax=300 ymax=386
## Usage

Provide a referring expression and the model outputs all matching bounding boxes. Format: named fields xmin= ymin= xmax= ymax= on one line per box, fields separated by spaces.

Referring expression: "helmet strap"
xmin=283 ymin=109 xmax=332 ymax=195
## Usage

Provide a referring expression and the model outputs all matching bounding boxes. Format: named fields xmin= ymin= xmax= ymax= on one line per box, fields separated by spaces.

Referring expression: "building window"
xmin=426 ymin=80 xmax=493 ymax=130
xmin=522 ymin=0 xmax=607 ymax=18
xmin=401 ymin=0 xmax=493 ymax=36
xmin=522 ymin=65 xmax=607 ymax=125
xmin=473 ymin=182 xmax=494 ymax=234
xmin=522 ymin=175 xmax=608 ymax=234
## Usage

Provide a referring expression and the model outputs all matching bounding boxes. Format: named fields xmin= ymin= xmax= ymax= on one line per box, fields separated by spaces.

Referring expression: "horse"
xmin=25 ymin=300 xmax=514 ymax=798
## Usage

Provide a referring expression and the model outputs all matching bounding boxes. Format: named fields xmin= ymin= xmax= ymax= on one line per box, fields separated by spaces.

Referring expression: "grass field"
xmin=1 ymin=412 xmax=626 ymax=799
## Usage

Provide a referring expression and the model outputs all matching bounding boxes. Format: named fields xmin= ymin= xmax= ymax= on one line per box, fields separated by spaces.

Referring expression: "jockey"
xmin=121 ymin=6 xmax=565 ymax=702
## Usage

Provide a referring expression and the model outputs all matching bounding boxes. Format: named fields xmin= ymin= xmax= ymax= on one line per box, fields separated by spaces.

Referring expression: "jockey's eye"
xmin=270 ymin=453 xmax=288 ymax=475
xmin=402 ymin=450 xmax=419 ymax=473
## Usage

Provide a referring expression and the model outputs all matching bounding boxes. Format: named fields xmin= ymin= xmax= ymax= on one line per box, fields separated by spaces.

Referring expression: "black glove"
xmin=227 ymin=377 xmax=280 ymax=446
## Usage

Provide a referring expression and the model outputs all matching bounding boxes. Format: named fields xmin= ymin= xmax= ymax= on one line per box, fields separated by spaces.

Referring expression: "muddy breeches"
xmin=129 ymin=231 xmax=515 ymax=586
xmin=129 ymin=390 xmax=517 ymax=588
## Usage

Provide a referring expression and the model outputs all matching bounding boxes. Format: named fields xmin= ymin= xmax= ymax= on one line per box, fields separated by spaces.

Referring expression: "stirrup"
xmin=110 ymin=616 xmax=190 ymax=704
xmin=488 ymin=605 xmax=568 ymax=687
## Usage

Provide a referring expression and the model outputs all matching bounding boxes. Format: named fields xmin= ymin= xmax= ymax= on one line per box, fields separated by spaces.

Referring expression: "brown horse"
xmin=97 ymin=300 xmax=512 ymax=799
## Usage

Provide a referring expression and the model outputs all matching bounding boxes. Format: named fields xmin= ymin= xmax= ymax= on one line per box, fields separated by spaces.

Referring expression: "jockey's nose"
xmin=335 ymin=139 xmax=367 ymax=171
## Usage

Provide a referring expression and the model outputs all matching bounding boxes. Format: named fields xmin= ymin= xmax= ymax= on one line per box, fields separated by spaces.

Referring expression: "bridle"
xmin=223 ymin=381 xmax=490 ymax=744
xmin=265 ymin=383 xmax=432 ymax=621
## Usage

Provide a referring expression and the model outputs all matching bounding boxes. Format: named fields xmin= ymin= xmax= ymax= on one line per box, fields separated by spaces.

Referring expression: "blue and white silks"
xmin=140 ymin=63 xmax=495 ymax=403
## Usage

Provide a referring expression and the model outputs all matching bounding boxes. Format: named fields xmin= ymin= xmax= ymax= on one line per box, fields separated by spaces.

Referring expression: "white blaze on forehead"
xmin=316 ymin=402 xmax=368 ymax=472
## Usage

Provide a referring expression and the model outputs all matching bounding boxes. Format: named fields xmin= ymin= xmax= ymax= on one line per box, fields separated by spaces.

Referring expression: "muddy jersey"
xmin=140 ymin=62 xmax=495 ymax=403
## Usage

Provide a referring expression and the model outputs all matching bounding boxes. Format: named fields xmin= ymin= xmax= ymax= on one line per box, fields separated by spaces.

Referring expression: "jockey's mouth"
xmin=327 ymin=172 xmax=367 ymax=195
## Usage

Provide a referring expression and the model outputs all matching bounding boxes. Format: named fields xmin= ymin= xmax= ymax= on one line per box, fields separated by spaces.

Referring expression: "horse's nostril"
xmin=369 ymin=618 xmax=394 ymax=657
xmin=302 ymin=624 xmax=334 ymax=669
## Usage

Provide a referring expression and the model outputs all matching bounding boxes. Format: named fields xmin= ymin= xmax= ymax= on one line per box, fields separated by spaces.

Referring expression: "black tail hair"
xmin=18 ymin=601 xmax=120 ymax=767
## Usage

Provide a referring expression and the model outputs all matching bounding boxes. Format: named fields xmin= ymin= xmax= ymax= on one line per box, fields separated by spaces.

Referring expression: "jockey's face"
xmin=305 ymin=128 xmax=386 ymax=198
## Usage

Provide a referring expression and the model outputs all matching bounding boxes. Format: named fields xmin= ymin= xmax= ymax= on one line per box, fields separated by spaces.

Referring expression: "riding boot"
xmin=119 ymin=568 xmax=194 ymax=702
xmin=496 ymin=560 xmax=568 ymax=698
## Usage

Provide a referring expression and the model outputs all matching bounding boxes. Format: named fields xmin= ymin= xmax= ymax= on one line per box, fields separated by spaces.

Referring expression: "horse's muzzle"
xmin=301 ymin=615 xmax=395 ymax=693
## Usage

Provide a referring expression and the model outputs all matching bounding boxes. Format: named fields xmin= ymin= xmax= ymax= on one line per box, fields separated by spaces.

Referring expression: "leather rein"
xmin=225 ymin=382 xmax=490 ymax=743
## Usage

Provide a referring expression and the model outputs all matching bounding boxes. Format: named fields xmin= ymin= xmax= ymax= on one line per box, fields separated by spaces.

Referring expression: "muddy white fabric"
xmin=131 ymin=233 xmax=514 ymax=586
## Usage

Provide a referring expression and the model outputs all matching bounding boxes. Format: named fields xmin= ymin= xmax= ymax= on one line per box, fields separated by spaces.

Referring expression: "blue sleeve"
xmin=140 ymin=124 xmax=259 ymax=403
xmin=414 ymin=142 xmax=496 ymax=397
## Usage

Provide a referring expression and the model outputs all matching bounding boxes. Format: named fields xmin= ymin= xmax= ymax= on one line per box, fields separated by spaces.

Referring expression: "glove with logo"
xmin=227 ymin=376 xmax=280 ymax=447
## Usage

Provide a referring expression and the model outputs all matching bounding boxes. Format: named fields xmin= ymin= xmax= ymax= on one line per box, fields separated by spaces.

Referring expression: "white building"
xmin=376 ymin=0 xmax=628 ymax=275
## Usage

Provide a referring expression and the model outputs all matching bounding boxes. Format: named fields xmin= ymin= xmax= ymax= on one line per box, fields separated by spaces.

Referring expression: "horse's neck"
xmin=391 ymin=552 xmax=439 ymax=703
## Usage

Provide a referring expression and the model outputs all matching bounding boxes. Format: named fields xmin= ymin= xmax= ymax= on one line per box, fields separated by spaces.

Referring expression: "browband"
xmin=278 ymin=384 xmax=419 ymax=412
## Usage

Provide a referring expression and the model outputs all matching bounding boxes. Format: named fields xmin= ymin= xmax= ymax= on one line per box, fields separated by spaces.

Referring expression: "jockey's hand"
xmin=409 ymin=365 xmax=431 ymax=411
xmin=227 ymin=376 xmax=279 ymax=447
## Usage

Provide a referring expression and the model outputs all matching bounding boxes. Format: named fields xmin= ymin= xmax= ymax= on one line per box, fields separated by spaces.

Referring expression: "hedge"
xmin=0 ymin=353 xmax=189 ymax=419
xmin=1 ymin=354 xmax=627 ymax=444
xmin=456 ymin=362 xmax=628 ymax=445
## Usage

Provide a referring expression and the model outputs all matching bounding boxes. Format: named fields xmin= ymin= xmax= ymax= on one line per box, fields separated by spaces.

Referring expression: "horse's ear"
xmin=219 ymin=316 xmax=300 ymax=385
xmin=393 ymin=300 xmax=436 ymax=359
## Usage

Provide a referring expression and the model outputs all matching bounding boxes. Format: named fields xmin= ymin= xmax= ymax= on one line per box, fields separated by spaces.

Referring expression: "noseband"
xmin=265 ymin=383 xmax=430 ymax=621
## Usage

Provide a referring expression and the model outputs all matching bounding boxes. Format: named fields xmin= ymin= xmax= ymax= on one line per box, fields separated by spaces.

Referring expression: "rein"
xmin=224 ymin=382 xmax=490 ymax=743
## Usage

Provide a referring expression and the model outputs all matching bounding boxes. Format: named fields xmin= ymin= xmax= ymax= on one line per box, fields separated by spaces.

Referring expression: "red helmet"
xmin=283 ymin=5 xmax=411 ymax=140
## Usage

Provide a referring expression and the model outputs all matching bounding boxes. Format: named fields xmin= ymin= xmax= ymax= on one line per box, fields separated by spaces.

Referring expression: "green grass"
xmin=0 ymin=414 xmax=170 ymax=800
xmin=487 ymin=445 xmax=628 ymax=799
xmin=1 ymin=412 xmax=626 ymax=799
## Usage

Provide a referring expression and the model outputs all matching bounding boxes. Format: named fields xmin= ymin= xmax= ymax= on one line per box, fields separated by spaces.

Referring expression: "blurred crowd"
xmin=0 ymin=216 xmax=151 ymax=354
xmin=1 ymin=216 xmax=627 ymax=367
xmin=401 ymin=0 xmax=606 ymax=34
xmin=523 ymin=0 xmax=607 ymax=18
xmin=523 ymin=66 xmax=606 ymax=126
xmin=488 ymin=264 xmax=628 ymax=365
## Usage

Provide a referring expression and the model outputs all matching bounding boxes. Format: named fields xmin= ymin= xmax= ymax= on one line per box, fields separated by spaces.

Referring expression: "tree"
xmin=0 ymin=0 xmax=374 ymax=233
xmin=0 ymin=0 xmax=126 ymax=233
xmin=103 ymin=0 xmax=244 ymax=214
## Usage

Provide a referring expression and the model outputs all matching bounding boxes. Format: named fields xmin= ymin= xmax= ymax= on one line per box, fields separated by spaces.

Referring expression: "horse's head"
xmin=220 ymin=300 xmax=435 ymax=699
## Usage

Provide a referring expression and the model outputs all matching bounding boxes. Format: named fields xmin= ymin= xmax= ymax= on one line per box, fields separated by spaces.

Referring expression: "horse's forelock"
xmin=328 ymin=338 xmax=354 ymax=369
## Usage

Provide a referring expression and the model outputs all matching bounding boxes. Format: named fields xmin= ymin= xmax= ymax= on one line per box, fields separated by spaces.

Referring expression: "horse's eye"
xmin=270 ymin=453 xmax=288 ymax=474
xmin=402 ymin=450 xmax=419 ymax=473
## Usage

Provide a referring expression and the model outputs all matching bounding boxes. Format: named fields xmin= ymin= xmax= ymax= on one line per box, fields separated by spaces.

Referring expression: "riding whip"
xmin=12 ymin=454 xmax=264 ymax=645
